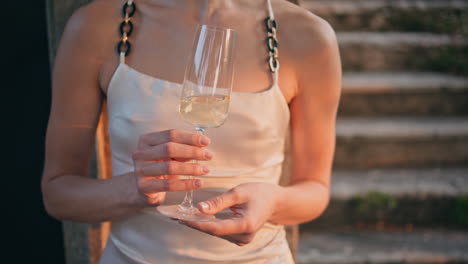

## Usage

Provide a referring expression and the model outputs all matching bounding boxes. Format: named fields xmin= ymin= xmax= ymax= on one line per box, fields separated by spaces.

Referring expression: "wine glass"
xmin=157 ymin=24 xmax=237 ymax=221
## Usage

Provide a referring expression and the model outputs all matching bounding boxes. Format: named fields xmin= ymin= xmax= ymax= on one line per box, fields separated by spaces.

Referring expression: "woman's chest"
xmin=106 ymin=71 xmax=290 ymax=168
xmin=99 ymin=13 xmax=297 ymax=102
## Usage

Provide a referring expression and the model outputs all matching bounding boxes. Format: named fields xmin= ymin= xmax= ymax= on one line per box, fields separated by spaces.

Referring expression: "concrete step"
xmin=303 ymin=168 xmax=468 ymax=230
xmin=337 ymin=32 xmax=468 ymax=75
xmin=297 ymin=229 xmax=468 ymax=264
xmin=338 ymin=72 xmax=468 ymax=117
xmin=301 ymin=0 xmax=468 ymax=34
xmin=334 ymin=117 xmax=468 ymax=168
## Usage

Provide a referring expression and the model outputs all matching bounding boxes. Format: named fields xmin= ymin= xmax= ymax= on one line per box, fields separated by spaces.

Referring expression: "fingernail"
xmin=194 ymin=179 xmax=202 ymax=187
xmin=199 ymin=202 xmax=209 ymax=210
xmin=204 ymin=151 xmax=213 ymax=159
xmin=202 ymin=166 xmax=210 ymax=173
xmin=201 ymin=136 xmax=211 ymax=146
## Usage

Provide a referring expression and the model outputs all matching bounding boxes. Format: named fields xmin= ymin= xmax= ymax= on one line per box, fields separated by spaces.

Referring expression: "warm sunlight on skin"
xmin=42 ymin=0 xmax=341 ymax=251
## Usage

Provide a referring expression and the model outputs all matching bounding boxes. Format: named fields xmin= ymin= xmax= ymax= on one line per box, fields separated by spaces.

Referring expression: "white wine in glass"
xmin=157 ymin=24 xmax=236 ymax=221
xmin=180 ymin=95 xmax=230 ymax=128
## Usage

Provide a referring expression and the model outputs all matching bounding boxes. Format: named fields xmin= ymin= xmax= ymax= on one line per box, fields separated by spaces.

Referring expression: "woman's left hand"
xmin=178 ymin=183 xmax=284 ymax=246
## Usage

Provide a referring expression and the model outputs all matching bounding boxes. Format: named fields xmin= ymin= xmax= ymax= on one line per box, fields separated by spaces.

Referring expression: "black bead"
xmin=265 ymin=17 xmax=277 ymax=34
xmin=266 ymin=36 xmax=279 ymax=52
xmin=121 ymin=1 xmax=136 ymax=18
xmin=119 ymin=20 xmax=134 ymax=37
xmin=117 ymin=40 xmax=131 ymax=56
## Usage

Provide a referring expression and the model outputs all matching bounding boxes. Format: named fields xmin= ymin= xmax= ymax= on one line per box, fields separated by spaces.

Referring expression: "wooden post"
xmin=46 ymin=0 xmax=301 ymax=263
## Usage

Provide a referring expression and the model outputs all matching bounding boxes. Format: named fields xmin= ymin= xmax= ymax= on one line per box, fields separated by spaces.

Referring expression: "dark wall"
xmin=10 ymin=1 xmax=65 ymax=263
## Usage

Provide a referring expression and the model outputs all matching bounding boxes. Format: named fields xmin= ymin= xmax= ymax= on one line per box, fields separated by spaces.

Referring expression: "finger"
xmin=219 ymin=235 xmax=244 ymax=246
xmin=220 ymin=234 xmax=255 ymax=247
xmin=197 ymin=189 xmax=246 ymax=215
xmin=133 ymin=142 xmax=213 ymax=161
xmin=136 ymin=161 xmax=210 ymax=176
xmin=179 ymin=218 xmax=251 ymax=246
xmin=139 ymin=129 xmax=211 ymax=148
xmin=140 ymin=178 xmax=203 ymax=193
xmin=180 ymin=216 xmax=246 ymax=237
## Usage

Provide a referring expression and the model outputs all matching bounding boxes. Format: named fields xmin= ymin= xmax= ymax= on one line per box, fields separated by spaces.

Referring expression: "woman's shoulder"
xmin=273 ymin=1 xmax=341 ymax=97
xmin=59 ymin=0 xmax=125 ymax=51
xmin=274 ymin=0 xmax=338 ymax=60
xmin=57 ymin=0 xmax=124 ymax=66
xmin=64 ymin=0 xmax=122 ymax=35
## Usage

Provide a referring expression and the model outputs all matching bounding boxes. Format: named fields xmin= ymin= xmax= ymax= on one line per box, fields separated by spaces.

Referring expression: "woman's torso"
xmin=94 ymin=0 xmax=310 ymax=263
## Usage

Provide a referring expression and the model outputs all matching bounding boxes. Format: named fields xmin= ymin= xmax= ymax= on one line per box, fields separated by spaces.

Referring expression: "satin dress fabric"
xmin=99 ymin=0 xmax=293 ymax=263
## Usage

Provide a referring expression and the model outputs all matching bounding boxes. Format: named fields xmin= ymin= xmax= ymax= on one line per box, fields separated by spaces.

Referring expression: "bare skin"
xmin=42 ymin=0 xmax=341 ymax=246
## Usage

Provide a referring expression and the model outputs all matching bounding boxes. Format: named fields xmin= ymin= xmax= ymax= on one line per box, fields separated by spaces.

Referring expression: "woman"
xmin=42 ymin=0 xmax=341 ymax=263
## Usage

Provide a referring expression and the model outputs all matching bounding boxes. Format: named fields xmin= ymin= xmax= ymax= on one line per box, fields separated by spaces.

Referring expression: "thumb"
xmin=197 ymin=189 xmax=245 ymax=215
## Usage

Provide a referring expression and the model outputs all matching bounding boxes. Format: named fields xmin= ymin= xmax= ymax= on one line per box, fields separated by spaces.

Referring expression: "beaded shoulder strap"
xmin=265 ymin=0 xmax=279 ymax=74
xmin=116 ymin=0 xmax=280 ymax=76
xmin=117 ymin=0 xmax=136 ymax=63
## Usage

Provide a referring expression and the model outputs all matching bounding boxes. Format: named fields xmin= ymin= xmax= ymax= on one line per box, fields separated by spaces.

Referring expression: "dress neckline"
xmin=114 ymin=62 xmax=280 ymax=96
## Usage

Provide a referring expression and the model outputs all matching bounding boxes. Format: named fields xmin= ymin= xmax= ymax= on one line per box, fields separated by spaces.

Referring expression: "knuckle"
xmin=158 ymin=179 xmax=168 ymax=191
xmin=164 ymin=142 xmax=177 ymax=157
xmin=228 ymin=188 xmax=242 ymax=202
xmin=164 ymin=180 xmax=175 ymax=191
xmin=165 ymin=161 xmax=177 ymax=174
xmin=167 ymin=129 xmax=178 ymax=142
xmin=135 ymin=165 xmax=145 ymax=176
xmin=243 ymin=220 xmax=257 ymax=234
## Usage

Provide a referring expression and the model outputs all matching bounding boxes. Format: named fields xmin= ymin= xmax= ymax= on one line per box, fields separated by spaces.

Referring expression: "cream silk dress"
xmin=99 ymin=0 xmax=294 ymax=263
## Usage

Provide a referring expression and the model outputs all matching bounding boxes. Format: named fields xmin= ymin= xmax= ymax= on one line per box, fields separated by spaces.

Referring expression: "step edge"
xmin=336 ymin=117 xmax=468 ymax=137
xmin=342 ymin=72 xmax=468 ymax=93
xmin=302 ymin=0 xmax=468 ymax=15
xmin=330 ymin=168 xmax=468 ymax=199
xmin=337 ymin=32 xmax=468 ymax=46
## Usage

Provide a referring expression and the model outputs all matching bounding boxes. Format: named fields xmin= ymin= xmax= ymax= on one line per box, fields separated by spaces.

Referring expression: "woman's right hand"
xmin=132 ymin=129 xmax=213 ymax=207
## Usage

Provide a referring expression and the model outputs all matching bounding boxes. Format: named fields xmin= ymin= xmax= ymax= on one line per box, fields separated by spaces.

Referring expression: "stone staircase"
xmin=297 ymin=0 xmax=468 ymax=263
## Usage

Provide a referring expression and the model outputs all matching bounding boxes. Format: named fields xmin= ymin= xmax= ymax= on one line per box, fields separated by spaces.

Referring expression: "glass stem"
xmin=179 ymin=127 xmax=206 ymax=212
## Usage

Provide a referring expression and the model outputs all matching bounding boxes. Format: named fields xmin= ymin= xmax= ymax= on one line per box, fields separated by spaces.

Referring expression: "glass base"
xmin=157 ymin=205 xmax=216 ymax=222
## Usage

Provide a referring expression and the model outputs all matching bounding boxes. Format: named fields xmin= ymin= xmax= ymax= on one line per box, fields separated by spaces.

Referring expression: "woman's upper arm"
xmin=289 ymin=16 xmax=342 ymax=188
xmin=43 ymin=5 xmax=109 ymax=184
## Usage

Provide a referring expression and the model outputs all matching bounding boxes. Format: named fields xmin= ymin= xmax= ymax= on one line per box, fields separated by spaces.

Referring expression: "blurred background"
xmin=10 ymin=0 xmax=467 ymax=263
xmin=298 ymin=1 xmax=468 ymax=263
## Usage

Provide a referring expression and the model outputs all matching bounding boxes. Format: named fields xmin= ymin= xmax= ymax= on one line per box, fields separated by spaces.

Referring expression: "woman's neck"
xmin=142 ymin=0 xmax=265 ymax=15
xmin=140 ymin=0 xmax=267 ymax=24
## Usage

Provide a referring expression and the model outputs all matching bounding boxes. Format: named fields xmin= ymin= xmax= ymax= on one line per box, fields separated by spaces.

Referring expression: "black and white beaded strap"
xmin=265 ymin=0 xmax=279 ymax=74
xmin=117 ymin=0 xmax=136 ymax=63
